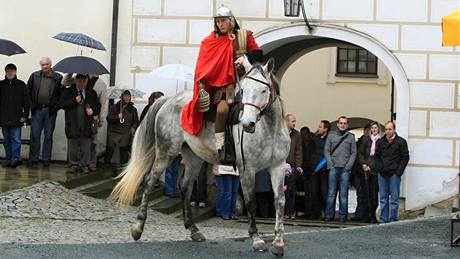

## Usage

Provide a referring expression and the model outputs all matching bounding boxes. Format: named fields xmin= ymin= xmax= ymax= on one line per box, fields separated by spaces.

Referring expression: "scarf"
xmin=370 ymin=134 xmax=380 ymax=156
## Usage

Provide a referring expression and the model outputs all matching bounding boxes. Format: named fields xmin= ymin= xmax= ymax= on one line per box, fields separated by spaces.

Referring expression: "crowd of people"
xmin=272 ymin=114 xmax=410 ymax=223
xmin=0 ymin=58 xmax=164 ymax=174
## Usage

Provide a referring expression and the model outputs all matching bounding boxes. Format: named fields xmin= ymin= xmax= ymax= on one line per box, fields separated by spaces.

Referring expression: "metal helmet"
xmin=214 ymin=6 xmax=233 ymax=18
xmin=213 ymin=5 xmax=240 ymax=32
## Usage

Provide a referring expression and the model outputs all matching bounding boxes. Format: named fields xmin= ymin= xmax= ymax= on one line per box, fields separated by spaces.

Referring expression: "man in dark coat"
xmin=308 ymin=120 xmax=331 ymax=219
xmin=104 ymin=90 xmax=138 ymax=169
xmin=0 ymin=64 xmax=30 ymax=168
xmin=27 ymin=57 xmax=63 ymax=168
xmin=285 ymin=114 xmax=303 ymax=219
xmin=375 ymin=121 xmax=409 ymax=223
xmin=60 ymin=74 xmax=100 ymax=173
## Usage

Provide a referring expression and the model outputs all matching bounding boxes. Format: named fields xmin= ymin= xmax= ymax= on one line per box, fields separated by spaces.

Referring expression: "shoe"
xmin=190 ymin=201 xmax=196 ymax=207
xmin=323 ymin=217 xmax=333 ymax=222
xmin=10 ymin=161 xmax=22 ymax=168
xmin=231 ymin=215 xmax=239 ymax=220
xmin=70 ymin=165 xmax=80 ymax=173
xmin=290 ymin=215 xmax=296 ymax=220
xmin=284 ymin=215 xmax=291 ymax=219
xmin=42 ymin=161 xmax=50 ymax=167
xmin=222 ymin=215 xmax=231 ymax=220
xmin=198 ymin=202 xmax=206 ymax=208
xmin=28 ymin=161 xmax=38 ymax=169
xmin=2 ymin=161 xmax=11 ymax=168
xmin=88 ymin=165 xmax=97 ymax=172
xmin=350 ymin=216 xmax=361 ymax=222
xmin=370 ymin=218 xmax=377 ymax=224
xmin=339 ymin=218 xmax=347 ymax=223
xmin=81 ymin=167 xmax=90 ymax=174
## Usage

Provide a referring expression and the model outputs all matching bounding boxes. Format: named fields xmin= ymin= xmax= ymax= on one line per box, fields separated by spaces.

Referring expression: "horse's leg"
xmin=131 ymin=154 xmax=175 ymax=241
xmin=240 ymin=169 xmax=267 ymax=252
xmin=269 ymin=162 xmax=286 ymax=256
xmin=180 ymin=144 xmax=206 ymax=241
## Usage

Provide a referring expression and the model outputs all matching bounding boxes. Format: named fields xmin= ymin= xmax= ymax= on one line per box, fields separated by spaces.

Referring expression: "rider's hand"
xmin=234 ymin=56 xmax=244 ymax=67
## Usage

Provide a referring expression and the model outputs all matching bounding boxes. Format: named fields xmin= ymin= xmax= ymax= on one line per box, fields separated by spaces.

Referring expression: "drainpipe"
xmin=109 ymin=0 xmax=119 ymax=88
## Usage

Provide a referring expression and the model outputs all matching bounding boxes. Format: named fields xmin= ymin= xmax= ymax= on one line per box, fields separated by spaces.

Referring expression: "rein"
xmin=237 ymin=65 xmax=279 ymax=173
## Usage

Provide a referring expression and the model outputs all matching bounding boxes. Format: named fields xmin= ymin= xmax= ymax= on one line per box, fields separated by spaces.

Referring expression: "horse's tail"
xmin=111 ymin=97 xmax=169 ymax=208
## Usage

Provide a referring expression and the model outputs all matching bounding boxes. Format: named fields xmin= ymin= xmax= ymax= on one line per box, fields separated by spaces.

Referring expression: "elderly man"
xmin=324 ymin=116 xmax=357 ymax=222
xmin=0 ymin=64 xmax=30 ymax=168
xmin=27 ymin=57 xmax=63 ymax=168
xmin=375 ymin=121 xmax=409 ymax=223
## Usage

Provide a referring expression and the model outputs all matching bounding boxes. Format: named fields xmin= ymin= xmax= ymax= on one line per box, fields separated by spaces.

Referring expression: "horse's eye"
xmin=262 ymin=90 xmax=267 ymax=93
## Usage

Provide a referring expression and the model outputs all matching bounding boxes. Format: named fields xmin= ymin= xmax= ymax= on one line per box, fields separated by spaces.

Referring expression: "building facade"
xmin=1 ymin=0 xmax=459 ymax=211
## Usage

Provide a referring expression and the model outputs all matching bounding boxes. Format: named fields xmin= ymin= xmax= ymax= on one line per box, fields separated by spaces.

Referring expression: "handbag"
xmin=314 ymin=133 xmax=349 ymax=173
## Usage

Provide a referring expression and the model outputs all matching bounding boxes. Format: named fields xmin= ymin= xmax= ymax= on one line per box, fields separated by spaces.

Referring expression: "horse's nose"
xmin=243 ymin=121 xmax=256 ymax=133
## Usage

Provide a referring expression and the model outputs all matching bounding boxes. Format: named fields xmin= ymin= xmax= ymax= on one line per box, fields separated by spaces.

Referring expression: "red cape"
xmin=181 ymin=32 xmax=236 ymax=135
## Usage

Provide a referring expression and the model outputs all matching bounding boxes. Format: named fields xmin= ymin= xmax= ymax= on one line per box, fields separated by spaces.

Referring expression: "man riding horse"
xmin=181 ymin=6 xmax=264 ymax=161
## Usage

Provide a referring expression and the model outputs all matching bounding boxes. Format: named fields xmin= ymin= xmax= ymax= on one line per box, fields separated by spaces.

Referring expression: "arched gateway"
xmin=254 ymin=23 xmax=410 ymax=138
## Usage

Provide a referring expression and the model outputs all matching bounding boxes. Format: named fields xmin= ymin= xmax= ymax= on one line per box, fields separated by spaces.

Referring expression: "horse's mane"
xmin=250 ymin=63 xmax=286 ymax=119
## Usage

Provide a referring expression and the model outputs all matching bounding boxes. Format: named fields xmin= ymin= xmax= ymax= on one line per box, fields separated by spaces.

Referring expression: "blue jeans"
xmin=215 ymin=175 xmax=240 ymax=218
xmin=325 ymin=167 xmax=350 ymax=220
xmin=29 ymin=107 xmax=57 ymax=162
xmin=164 ymin=156 xmax=181 ymax=196
xmin=378 ymin=174 xmax=401 ymax=223
xmin=2 ymin=127 xmax=22 ymax=164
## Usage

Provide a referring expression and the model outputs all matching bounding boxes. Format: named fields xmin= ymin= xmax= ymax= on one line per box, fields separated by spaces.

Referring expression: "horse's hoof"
xmin=252 ymin=239 xmax=267 ymax=252
xmin=131 ymin=223 xmax=143 ymax=241
xmin=271 ymin=244 xmax=284 ymax=257
xmin=191 ymin=231 xmax=206 ymax=242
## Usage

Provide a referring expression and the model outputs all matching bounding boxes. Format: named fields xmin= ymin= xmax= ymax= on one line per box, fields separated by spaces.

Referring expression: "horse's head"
xmin=239 ymin=56 xmax=275 ymax=133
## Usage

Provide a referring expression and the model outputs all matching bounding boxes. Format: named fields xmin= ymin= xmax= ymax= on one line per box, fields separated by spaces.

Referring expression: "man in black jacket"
xmin=0 ymin=64 xmax=30 ymax=168
xmin=60 ymin=74 xmax=101 ymax=173
xmin=27 ymin=57 xmax=63 ymax=168
xmin=308 ymin=120 xmax=331 ymax=219
xmin=375 ymin=121 xmax=409 ymax=223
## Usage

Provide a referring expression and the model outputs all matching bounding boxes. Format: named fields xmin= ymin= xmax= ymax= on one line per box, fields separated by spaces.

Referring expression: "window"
xmin=336 ymin=46 xmax=377 ymax=77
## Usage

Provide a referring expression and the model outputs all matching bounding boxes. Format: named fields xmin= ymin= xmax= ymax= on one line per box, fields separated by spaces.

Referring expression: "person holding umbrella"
xmin=60 ymin=74 xmax=100 ymax=173
xmin=27 ymin=57 xmax=63 ymax=168
xmin=0 ymin=64 xmax=30 ymax=168
xmin=104 ymin=90 xmax=138 ymax=171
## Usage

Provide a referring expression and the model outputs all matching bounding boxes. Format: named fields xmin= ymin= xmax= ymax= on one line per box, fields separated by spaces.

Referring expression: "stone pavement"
xmin=1 ymin=181 xmax=305 ymax=244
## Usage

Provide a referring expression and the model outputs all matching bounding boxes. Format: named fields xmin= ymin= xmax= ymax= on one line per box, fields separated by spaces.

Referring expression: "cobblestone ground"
xmin=0 ymin=181 xmax=251 ymax=244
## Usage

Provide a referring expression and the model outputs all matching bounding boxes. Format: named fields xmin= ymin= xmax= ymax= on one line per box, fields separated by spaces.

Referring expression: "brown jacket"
xmin=286 ymin=129 xmax=303 ymax=168
xmin=107 ymin=101 xmax=138 ymax=147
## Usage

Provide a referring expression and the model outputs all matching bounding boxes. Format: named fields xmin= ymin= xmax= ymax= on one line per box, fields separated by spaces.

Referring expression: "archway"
xmin=255 ymin=24 xmax=410 ymax=138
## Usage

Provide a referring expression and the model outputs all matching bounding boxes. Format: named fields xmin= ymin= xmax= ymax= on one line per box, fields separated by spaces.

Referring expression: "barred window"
xmin=336 ymin=47 xmax=377 ymax=76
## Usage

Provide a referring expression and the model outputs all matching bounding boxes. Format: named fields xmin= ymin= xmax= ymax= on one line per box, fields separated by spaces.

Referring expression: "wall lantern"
xmin=283 ymin=0 xmax=313 ymax=31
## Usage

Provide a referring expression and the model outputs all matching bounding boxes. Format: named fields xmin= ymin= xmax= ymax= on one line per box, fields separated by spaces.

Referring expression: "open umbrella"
xmin=150 ymin=64 xmax=194 ymax=83
xmin=149 ymin=64 xmax=194 ymax=94
xmin=108 ymin=86 xmax=145 ymax=99
xmin=53 ymin=56 xmax=109 ymax=75
xmin=53 ymin=32 xmax=106 ymax=51
xmin=0 ymin=39 xmax=26 ymax=56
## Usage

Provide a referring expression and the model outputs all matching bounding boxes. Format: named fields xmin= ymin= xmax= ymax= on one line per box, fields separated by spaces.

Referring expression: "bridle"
xmin=240 ymin=67 xmax=277 ymax=120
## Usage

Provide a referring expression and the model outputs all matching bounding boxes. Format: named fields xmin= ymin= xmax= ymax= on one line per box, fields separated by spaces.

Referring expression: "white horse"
xmin=111 ymin=56 xmax=290 ymax=256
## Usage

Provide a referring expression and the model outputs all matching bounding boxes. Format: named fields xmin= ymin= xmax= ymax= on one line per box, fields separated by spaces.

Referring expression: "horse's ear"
xmin=264 ymin=58 xmax=275 ymax=74
xmin=242 ymin=55 xmax=252 ymax=73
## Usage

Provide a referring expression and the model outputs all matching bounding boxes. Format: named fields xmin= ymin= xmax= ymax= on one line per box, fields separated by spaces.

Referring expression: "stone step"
xmin=62 ymin=169 xmax=115 ymax=189
xmin=175 ymin=205 xmax=216 ymax=223
xmin=150 ymin=197 xmax=183 ymax=214
xmin=235 ymin=217 xmax=370 ymax=228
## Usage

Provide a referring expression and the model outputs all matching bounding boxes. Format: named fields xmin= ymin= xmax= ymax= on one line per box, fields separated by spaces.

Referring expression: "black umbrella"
xmin=53 ymin=32 xmax=106 ymax=51
xmin=0 ymin=39 xmax=26 ymax=56
xmin=53 ymin=56 xmax=109 ymax=75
